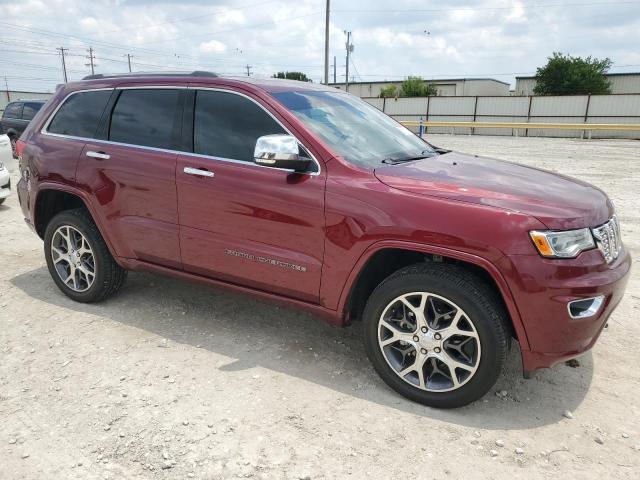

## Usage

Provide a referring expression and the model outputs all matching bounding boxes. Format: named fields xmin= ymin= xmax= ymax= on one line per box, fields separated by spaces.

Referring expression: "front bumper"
xmin=500 ymin=247 xmax=631 ymax=372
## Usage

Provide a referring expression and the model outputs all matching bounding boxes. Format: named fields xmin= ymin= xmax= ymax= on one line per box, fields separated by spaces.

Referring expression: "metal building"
xmin=515 ymin=72 xmax=640 ymax=96
xmin=330 ymin=78 xmax=511 ymax=98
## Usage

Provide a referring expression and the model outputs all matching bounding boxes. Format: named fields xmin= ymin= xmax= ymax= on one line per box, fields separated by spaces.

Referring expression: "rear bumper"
xmin=501 ymin=247 xmax=631 ymax=372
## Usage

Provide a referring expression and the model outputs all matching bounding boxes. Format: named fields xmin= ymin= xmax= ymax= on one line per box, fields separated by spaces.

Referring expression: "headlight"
xmin=530 ymin=228 xmax=595 ymax=258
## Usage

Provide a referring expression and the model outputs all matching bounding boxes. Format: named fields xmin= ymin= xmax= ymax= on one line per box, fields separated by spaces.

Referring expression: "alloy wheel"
xmin=378 ymin=292 xmax=481 ymax=392
xmin=51 ymin=225 xmax=96 ymax=292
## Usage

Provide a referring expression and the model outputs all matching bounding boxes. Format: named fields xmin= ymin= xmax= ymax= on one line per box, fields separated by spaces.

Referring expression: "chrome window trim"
xmin=40 ymin=85 xmax=322 ymax=176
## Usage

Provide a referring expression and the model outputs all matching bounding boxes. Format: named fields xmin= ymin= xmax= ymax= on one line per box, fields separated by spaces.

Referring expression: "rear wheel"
xmin=363 ymin=263 xmax=509 ymax=408
xmin=44 ymin=209 xmax=127 ymax=302
xmin=9 ymin=135 xmax=17 ymax=158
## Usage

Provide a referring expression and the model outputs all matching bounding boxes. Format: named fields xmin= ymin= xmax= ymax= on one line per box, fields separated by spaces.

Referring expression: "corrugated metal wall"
xmin=363 ymin=94 xmax=640 ymax=139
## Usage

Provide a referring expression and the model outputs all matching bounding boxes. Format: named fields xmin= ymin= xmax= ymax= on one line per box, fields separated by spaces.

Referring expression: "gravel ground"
xmin=1 ymin=134 xmax=639 ymax=479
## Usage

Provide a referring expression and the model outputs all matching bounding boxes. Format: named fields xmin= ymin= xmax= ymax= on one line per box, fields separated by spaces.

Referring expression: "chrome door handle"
xmin=184 ymin=167 xmax=214 ymax=178
xmin=86 ymin=151 xmax=110 ymax=160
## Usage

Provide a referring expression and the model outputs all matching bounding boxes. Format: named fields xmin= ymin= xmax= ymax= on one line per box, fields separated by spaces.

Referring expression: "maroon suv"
xmin=16 ymin=72 xmax=630 ymax=408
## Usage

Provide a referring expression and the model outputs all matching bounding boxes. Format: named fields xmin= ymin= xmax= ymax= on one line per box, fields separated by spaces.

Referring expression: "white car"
xmin=0 ymin=134 xmax=12 ymax=205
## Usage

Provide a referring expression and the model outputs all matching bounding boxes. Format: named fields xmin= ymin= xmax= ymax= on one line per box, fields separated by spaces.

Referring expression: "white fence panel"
xmin=384 ymin=97 xmax=429 ymax=115
xmin=363 ymin=98 xmax=384 ymax=110
xmin=428 ymin=97 xmax=475 ymax=115
xmin=530 ymin=96 xmax=588 ymax=117
xmin=588 ymin=94 xmax=640 ymax=117
xmin=476 ymin=96 xmax=530 ymax=117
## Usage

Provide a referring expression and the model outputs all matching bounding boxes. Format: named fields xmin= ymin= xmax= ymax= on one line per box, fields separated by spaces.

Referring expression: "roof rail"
xmin=82 ymin=71 xmax=218 ymax=80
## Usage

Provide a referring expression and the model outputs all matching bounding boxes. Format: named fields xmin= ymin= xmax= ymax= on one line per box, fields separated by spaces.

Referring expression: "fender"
xmin=336 ymin=239 xmax=531 ymax=351
xmin=33 ymin=181 xmax=124 ymax=267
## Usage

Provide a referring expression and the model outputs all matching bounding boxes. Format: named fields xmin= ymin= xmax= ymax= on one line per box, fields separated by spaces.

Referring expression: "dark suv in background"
xmin=1 ymin=99 xmax=46 ymax=155
xmin=15 ymin=72 xmax=630 ymax=408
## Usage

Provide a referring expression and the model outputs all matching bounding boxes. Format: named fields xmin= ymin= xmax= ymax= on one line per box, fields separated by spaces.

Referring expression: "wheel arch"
xmin=339 ymin=241 xmax=530 ymax=351
xmin=34 ymin=184 xmax=120 ymax=262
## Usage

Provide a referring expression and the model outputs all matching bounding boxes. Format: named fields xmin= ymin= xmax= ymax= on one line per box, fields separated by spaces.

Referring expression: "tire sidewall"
xmin=363 ymin=268 xmax=505 ymax=408
xmin=44 ymin=211 xmax=105 ymax=302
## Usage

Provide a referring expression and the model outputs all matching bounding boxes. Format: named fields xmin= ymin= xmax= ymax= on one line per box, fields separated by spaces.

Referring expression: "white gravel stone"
xmin=495 ymin=439 xmax=505 ymax=447
xmin=515 ymin=448 xmax=524 ymax=455
xmin=490 ymin=449 xmax=499 ymax=457
xmin=562 ymin=410 xmax=574 ymax=419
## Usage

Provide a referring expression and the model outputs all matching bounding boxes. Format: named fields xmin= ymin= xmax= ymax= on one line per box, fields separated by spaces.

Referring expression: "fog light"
xmin=567 ymin=295 xmax=605 ymax=319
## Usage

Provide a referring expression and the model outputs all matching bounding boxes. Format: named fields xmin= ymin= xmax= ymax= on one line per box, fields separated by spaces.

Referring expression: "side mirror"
xmin=254 ymin=134 xmax=311 ymax=173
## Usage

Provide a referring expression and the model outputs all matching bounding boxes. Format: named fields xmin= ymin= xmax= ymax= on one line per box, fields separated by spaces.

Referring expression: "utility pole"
xmin=85 ymin=47 xmax=97 ymax=75
xmin=4 ymin=76 xmax=10 ymax=103
xmin=323 ymin=0 xmax=330 ymax=85
xmin=332 ymin=56 xmax=336 ymax=84
xmin=344 ymin=31 xmax=353 ymax=92
xmin=126 ymin=53 xmax=133 ymax=73
xmin=56 ymin=47 xmax=68 ymax=83
xmin=245 ymin=64 xmax=252 ymax=76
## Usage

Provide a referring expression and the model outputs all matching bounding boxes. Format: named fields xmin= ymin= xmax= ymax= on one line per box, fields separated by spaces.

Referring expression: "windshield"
xmin=271 ymin=90 xmax=435 ymax=168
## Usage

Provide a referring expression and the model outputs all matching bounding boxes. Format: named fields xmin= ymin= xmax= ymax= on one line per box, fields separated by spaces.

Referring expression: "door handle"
xmin=86 ymin=151 xmax=110 ymax=160
xmin=184 ymin=167 xmax=214 ymax=178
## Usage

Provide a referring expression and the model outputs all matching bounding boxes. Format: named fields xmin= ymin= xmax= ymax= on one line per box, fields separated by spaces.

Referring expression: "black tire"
xmin=0 ymin=198 xmax=5 ymax=205
xmin=9 ymin=135 xmax=17 ymax=158
xmin=44 ymin=208 xmax=127 ymax=302
xmin=363 ymin=262 xmax=509 ymax=408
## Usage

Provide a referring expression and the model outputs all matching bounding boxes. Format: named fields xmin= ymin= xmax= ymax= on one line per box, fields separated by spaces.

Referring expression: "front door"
xmin=176 ymin=89 xmax=325 ymax=303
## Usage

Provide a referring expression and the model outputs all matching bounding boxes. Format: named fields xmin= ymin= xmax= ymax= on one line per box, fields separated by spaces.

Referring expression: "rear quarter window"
xmin=47 ymin=90 xmax=112 ymax=138
xmin=22 ymin=102 xmax=44 ymax=121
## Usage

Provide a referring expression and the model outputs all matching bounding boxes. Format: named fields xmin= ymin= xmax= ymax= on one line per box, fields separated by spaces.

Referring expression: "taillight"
xmin=16 ymin=139 xmax=26 ymax=159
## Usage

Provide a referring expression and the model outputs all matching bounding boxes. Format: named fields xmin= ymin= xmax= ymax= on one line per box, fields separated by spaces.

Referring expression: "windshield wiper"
xmin=382 ymin=151 xmax=437 ymax=165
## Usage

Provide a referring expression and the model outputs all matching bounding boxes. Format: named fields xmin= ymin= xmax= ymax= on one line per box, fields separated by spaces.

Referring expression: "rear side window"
xmin=48 ymin=90 xmax=111 ymax=138
xmin=193 ymin=90 xmax=285 ymax=162
xmin=3 ymin=102 xmax=22 ymax=119
xmin=22 ymin=102 xmax=43 ymax=121
xmin=109 ymin=89 xmax=180 ymax=150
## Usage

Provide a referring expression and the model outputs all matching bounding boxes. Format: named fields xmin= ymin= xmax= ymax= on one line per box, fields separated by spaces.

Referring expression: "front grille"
xmin=591 ymin=215 xmax=622 ymax=263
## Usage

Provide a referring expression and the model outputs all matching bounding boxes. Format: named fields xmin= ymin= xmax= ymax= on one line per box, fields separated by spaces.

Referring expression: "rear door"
xmin=1 ymin=102 xmax=24 ymax=135
xmin=77 ymin=87 xmax=183 ymax=268
xmin=176 ymin=88 xmax=326 ymax=303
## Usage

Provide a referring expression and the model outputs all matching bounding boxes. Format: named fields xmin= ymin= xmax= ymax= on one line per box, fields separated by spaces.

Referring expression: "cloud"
xmin=0 ymin=0 xmax=638 ymax=91
xmin=199 ymin=39 xmax=228 ymax=54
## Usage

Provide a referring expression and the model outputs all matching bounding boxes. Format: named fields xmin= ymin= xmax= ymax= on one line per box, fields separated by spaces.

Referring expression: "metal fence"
xmin=363 ymin=94 xmax=640 ymax=139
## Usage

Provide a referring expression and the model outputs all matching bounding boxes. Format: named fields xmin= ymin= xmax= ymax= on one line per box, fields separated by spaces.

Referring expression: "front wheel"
xmin=44 ymin=208 xmax=127 ymax=302
xmin=363 ymin=263 xmax=509 ymax=408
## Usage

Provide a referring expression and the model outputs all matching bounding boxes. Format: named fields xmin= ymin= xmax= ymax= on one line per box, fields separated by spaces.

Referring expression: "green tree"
xmin=533 ymin=52 xmax=612 ymax=95
xmin=399 ymin=77 xmax=438 ymax=97
xmin=379 ymin=85 xmax=398 ymax=98
xmin=272 ymin=71 xmax=312 ymax=82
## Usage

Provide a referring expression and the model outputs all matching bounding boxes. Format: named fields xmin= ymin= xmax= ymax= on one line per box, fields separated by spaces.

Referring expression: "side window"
xmin=22 ymin=102 xmax=43 ymax=121
xmin=48 ymin=90 xmax=112 ymax=138
xmin=193 ymin=90 xmax=285 ymax=162
xmin=3 ymin=102 xmax=23 ymax=119
xmin=109 ymin=89 xmax=180 ymax=150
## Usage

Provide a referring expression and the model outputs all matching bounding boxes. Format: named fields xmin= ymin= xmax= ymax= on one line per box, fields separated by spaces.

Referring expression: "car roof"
xmin=65 ymin=71 xmax=338 ymax=95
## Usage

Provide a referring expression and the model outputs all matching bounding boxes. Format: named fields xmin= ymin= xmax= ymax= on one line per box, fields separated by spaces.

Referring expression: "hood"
xmin=374 ymin=152 xmax=613 ymax=230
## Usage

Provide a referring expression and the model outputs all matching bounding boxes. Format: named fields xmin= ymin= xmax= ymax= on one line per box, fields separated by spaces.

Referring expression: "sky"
xmin=0 ymin=0 xmax=639 ymax=92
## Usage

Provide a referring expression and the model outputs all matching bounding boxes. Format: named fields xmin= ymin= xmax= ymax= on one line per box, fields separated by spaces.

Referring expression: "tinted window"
xmin=109 ymin=89 xmax=180 ymax=149
xmin=3 ymin=102 xmax=22 ymax=119
xmin=48 ymin=90 xmax=111 ymax=138
xmin=194 ymin=90 xmax=285 ymax=162
xmin=22 ymin=102 xmax=43 ymax=121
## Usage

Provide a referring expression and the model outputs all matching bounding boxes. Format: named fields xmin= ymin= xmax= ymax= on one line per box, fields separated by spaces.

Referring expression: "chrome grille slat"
xmin=591 ymin=215 xmax=622 ymax=264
